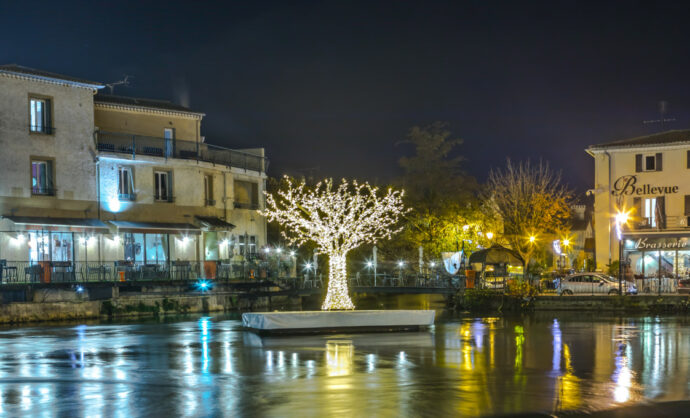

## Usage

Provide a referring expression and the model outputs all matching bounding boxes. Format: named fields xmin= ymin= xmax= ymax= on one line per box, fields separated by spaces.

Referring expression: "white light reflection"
xmin=21 ymin=385 xmax=31 ymax=411
xmin=224 ymin=341 xmax=233 ymax=374
xmin=366 ymin=354 xmax=376 ymax=372
xmin=199 ymin=317 xmax=211 ymax=373
xmin=552 ymin=319 xmax=562 ymax=372
xmin=613 ymin=342 xmax=633 ymax=403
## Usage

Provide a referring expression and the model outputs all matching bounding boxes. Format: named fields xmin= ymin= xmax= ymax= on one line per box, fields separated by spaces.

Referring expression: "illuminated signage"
xmin=612 ymin=175 xmax=678 ymax=196
xmin=626 ymin=237 xmax=689 ymax=250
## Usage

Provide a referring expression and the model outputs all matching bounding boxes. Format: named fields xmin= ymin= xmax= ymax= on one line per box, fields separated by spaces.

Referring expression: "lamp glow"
xmin=195 ymin=279 xmax=212 ymax=292
xmin=486 ymin=232 xmax=494 ymax=240
xmin=529 ymin=235 xmax=536 ymax=244
xmin=261 ymin=176 xmax=407 ymax=310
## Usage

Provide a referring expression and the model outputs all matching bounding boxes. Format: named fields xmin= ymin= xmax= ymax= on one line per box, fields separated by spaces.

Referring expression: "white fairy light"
xmin=261 ymin=176 xmax=407 ymax=310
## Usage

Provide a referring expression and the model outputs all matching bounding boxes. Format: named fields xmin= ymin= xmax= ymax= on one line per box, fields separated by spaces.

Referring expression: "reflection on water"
xmin=0 ymin=313 xmax=689 ymax=416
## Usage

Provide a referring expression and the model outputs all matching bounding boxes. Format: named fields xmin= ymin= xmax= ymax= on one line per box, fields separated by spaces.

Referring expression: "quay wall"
xmin=0 ymin=282 xmax=297 ymax=324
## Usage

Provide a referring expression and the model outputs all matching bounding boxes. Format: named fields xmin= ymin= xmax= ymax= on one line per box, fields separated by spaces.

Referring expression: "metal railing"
xmin=95 ymin=131 xmax=268 ymax=172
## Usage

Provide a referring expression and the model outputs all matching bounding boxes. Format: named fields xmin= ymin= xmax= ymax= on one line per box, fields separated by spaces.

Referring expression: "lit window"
xmin=118 ymin=166 xmax=135 ymax=200
xmin=154 ymin=171 xmax=171 ymax=202
xmin=31 ymin=160 xmax=54 ymax=195
xmin=29 ymin=97 xmax=52 ymax=133
xmin=644 ymin=198 xmax=657 ymax=227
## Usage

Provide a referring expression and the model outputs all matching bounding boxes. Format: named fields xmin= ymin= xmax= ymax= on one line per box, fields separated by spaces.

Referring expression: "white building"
xmin=0 ymin=64 xmax=267 ymax=282
xmin=587 ymin=130 xmax=690 ymax=287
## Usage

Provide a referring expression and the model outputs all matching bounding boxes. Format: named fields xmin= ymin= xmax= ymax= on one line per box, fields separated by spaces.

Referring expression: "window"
xmin=635 ymin=153 xmax=662 ymax=172
xmin=31 ymin=160 xmax=54 ymax=195
xmin=645 ymin=198 xmax=657 ymax=227
xmin=154 ymin=171 xmax=172 ymax=202
xmin=29 ymin=97 xmax=52 ymax=134
xmin=164 ymin=128 xmax=174 ymax=157
xmin=204 ymin=175 xmax=214 ymax=206
xmin=118 ymin=166 xmax=135 ymax=201
xmin=237 ymin=235 xmax=257 ymax=257
xmin=234 ymin=180 xmax=259 ymax=209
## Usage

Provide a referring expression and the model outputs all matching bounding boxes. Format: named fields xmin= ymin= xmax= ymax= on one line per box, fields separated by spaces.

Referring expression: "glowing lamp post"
xmin=261 ymin=177 xmax=406 ymax=310
xmin=615 ymin=210 xmax=630 ymax=294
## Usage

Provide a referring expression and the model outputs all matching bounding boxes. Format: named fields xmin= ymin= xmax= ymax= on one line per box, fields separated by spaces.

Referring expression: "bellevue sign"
xmin=612 ymin=175 xmax=679 ymax=196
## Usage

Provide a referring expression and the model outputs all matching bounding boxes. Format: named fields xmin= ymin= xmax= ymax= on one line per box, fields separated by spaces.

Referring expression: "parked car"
xmin=556 ymin=273 xmax=637 ymax=295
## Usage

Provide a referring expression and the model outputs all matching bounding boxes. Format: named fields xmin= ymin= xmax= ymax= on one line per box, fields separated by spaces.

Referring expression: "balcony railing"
xmin=95 ymin=131 xmax=268 ymax=172
xmin=630 ymin=215 xmax=689 ymax=231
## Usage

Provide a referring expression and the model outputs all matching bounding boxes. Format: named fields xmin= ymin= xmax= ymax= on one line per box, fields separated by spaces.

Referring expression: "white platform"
xmin=242 ymin=310 xmax=435 ymax=335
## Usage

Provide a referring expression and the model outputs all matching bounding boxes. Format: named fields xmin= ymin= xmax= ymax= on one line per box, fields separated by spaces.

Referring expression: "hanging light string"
xmin=261 ymin=176 xmax=408 ymax=310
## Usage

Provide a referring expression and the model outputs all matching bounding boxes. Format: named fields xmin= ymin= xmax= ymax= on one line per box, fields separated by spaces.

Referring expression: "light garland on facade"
xmin=261 ymin=176 xmax=407 ymax=310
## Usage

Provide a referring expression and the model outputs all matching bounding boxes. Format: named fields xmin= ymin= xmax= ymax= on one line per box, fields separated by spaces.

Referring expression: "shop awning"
xmin=109 ymin=221 xmax=201 ymax=235
xmin=195 ymin=216 xmax=236 ymax=231
xmin=2 ymin=216 xmax=110 ymax=231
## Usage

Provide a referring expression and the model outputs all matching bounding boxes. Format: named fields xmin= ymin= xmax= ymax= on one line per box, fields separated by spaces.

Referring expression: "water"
xmin=0 ymin=313 xmax=689 ymax=417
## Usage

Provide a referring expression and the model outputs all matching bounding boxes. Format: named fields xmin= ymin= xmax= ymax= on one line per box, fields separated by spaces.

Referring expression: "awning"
xmin=195 ymin=216 xmax=236 ymax=231
xmin=468 ymin=244 xmax=524 ymax=266
xmin=109 ymin=220 xmax=201 ymax=235
xmin=2 ymin=216 xmax=110 ymax=232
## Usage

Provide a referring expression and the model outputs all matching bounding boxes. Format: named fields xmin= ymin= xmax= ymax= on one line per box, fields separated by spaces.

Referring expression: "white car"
xmin=556 ymin=273 xmax=637 ymax=295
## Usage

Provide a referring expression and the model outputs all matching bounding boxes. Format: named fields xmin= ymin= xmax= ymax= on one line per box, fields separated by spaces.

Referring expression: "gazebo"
xmin=468 ymin=244 xmax=524 ymax=289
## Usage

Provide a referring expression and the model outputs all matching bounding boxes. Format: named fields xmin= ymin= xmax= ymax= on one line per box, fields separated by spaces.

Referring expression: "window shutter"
xmin=46 ymin=160 xmax=54 ymax=192
xmin=633 ymin=197 xmax=642 ymax=218
xmin=656 ymin=196 xmax=666 ymax=229
xmin=687 ymin=151 xmax=690 ymax=169
xmin=685 ymin=195 xmax=690 ymax=216
xmin=635 ymin=154 xmax=642 ymax=172
xmin=656 ymin=153 xmax=663 ymax=171
xmin=251 ymin=182 xmax=259 ymax=206
xmin=45 ymin=99 xmax=52 ymax=131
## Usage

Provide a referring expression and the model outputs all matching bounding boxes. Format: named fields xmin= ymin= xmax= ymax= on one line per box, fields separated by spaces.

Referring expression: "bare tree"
xmin=484 ymin=160 xmax=572 ymax=268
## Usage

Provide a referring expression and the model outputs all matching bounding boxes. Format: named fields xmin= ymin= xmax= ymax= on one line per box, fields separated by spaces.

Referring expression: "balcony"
xmin=629 ymin=216 xmax=689 ymax=231
xmin=95 ymin=131 xmax=268 ymax=172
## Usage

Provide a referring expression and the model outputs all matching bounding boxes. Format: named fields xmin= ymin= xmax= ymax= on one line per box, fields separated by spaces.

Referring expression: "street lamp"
xmin=615 ymin=209 xmax=631 ymax=295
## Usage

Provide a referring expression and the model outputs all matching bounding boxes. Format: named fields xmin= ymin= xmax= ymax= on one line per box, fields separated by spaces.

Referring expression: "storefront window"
xmin=205 ymin=232 xmax=219 ymax=261
xmin=29 ymin=231 xmax=50 ymax=262
xmin=124 ymin=233 xmax=145 ymax=263
xmin=51 ymin=232 xmax=73 ymax=262
xmin=642 ymin=251 xmax=660 ymax=280
xmin=678 ymin=251 xmax=690 ymax=279
xmin=145 ymin=234 xmax=168 ymax=264
xmin=660 ymin=251 xmax=676 ymax=279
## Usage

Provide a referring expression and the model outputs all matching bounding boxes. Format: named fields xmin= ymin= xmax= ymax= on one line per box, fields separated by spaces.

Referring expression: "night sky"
xmin=3 ymin=1 xmax=690 ymax=191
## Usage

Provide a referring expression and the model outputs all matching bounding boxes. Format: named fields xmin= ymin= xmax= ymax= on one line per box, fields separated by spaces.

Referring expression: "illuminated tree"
xmin=261 ymin=176 xmax=407 ymax=310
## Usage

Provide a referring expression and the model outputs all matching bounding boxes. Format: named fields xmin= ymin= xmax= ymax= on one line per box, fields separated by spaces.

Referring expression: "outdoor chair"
xmin=25 ymin=265 xmax=43 ymax=283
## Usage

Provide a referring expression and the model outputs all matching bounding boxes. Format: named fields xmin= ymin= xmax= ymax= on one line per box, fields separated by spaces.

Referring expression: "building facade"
xmin=0 ymin=65 xmax=267 ymax=282
xmin=588 ymin=130 xmax=690 ymax=289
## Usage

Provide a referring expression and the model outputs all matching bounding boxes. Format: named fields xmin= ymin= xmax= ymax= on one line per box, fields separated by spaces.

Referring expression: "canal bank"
xmin=0 ymin=281 xmax=300 ymax=324
xmin=457 ymin=290 xmax=690 ymax=313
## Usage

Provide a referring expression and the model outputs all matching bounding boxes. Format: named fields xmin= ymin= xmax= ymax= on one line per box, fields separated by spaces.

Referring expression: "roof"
xmin=95 ymin=94 xmax=204 ymax=115
xmin=468 ymin=244 xmax=524 ymax=266
xmin=195 ymin=216 xmax=236 ymax=230
xmin=0 ymin=64 xmax=104 ymax=88
xmin=588 ymin=130 xmax=690 ymax=151
xmin=109 ymin=220 xmax=200 ymax=234
xmin=2 ymin=216 xmax=109 ymax=230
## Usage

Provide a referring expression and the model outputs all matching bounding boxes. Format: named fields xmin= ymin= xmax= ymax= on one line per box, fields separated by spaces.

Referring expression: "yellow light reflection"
xmin=326 ymin=340 xmax=354 ymax=377
xmin=556 ymin=344 xmax=581 ymax=411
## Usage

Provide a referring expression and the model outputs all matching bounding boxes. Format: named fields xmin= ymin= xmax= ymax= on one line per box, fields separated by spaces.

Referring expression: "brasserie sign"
xmin=627 ymin=236 xmax=689 ymax=250
xmin=612 ymin=175 xmax=678 ymax=196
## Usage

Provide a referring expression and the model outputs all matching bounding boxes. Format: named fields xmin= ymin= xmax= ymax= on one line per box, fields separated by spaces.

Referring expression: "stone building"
xmin=0 ymin=64 xmax=267 ymax=282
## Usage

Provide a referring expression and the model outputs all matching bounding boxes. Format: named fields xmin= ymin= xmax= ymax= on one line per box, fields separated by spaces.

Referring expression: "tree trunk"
xmin=321 ymin=252 xmax=355 ymax=310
